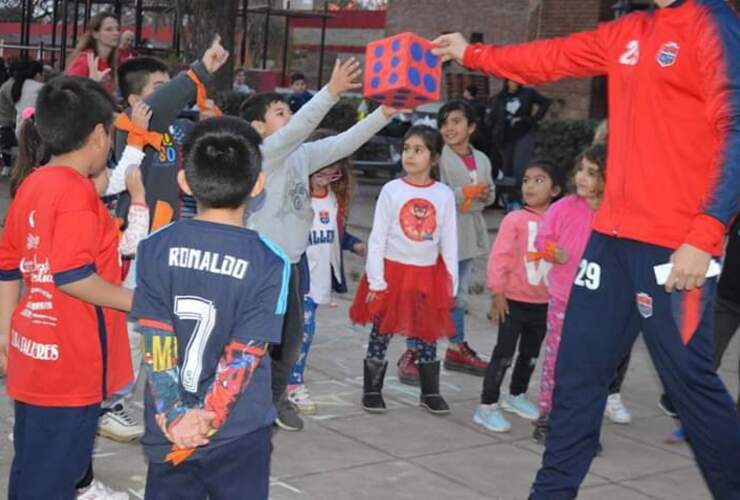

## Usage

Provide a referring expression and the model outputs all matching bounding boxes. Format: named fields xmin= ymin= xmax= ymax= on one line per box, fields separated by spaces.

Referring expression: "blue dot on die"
xmin=389 ymin=73 xmax=398 ymax=84
xmin=411 ymin=42 xmax=423 ymax=61
xmin=373 ymin=62 xmax=383 ymax=74
xmin=425 ymin=51 xmax=439 ymax=69
xmin=408 ymin=68 xmax=421 ymax=86
xmin=371 ymin=77 xmax=381 ymax=89
xmin=374 ymin=45 xmax=384 ymax=57
xmin=391 ymin=56 xmax=400 ymax=68
xmin=423 ymin=74 xmax=437 ymax=93
xmin=392 ymin=39 xmax=401 ymax=52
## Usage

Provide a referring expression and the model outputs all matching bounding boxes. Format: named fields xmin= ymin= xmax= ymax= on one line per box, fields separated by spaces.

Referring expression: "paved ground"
xmin=0 ymin=175 xmax=737 ymax=499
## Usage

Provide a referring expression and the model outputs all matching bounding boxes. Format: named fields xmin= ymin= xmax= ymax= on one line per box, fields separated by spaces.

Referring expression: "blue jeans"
xmin=407 ymin=258 xmax=473 ymax=350
xmin=288 ymin=296 xmax=318 ymax=386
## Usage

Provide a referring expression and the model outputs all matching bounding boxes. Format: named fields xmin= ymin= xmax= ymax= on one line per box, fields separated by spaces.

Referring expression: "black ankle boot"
xmin=532 ymin=415 xmax=548 ymax=445
xmin=362 ymin=359 xmax=388 ymax=413
xmin=418 ymin=360 xmax=450 ymax=415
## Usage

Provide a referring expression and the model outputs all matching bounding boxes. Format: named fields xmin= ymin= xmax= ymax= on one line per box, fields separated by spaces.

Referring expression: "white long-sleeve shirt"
xmin=366 ymin=178 xmax=458 ymax=295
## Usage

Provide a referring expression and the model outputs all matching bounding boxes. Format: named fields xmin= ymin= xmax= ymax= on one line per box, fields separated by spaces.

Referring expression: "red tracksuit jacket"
xmin=464 ymin=0 xmax=740 ymax=256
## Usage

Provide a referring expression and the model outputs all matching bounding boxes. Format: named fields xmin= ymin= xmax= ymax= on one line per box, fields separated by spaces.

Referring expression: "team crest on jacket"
xmin=319 ymin=210 xmax=330 ymax=224
xmin=636 ymin=292 xmax=653 ymax=319
xmin=656 ymin=42 xmax=679 ymax=68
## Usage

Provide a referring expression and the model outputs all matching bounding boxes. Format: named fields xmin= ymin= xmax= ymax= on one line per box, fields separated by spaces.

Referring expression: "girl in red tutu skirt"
xmin=350 ymin=125 xmax=458 ymax=415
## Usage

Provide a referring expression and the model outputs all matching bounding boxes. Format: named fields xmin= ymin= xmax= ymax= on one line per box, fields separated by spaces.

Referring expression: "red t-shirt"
xmin=0 ymin=166 xmax=132 ymax=406
xmin=67 ymin=49 xmax=114 ymax=94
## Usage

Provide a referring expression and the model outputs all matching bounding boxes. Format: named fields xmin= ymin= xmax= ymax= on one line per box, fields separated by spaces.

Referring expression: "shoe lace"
xmin=110 ymin=405 xmax=137 ymax=425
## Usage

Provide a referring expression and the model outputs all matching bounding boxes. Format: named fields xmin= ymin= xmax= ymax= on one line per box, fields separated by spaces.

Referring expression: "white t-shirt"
xmin=306 ymin=192 xmax=342 ymax=304
xmin=366 ymin=178 xmax=458 ymax=295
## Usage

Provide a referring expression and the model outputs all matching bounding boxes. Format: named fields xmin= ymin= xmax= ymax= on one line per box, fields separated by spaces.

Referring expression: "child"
xmin=131 ymin=116 xmax=289 ymax=500
xmin=350 ymin=125 xmax=458 ymax=415
xmin=532 ymin=145 xmax=631 ymax=444
xmin=0 ymin=76 xmax=133 ymax=499
xmin=397 ymin=100 xmax=495 ymax=384
xmin=286 ymin=129 xmax=366 ymax=415
xmin=113 ymin=37 xmax=228 ymax=227
xmin=473 ymin=160 xmax=563 ymax=433
xmin=241 ymin=57 xmax=396 ymax=431
xmin=288 ymin=72 xmax=312 ymax=113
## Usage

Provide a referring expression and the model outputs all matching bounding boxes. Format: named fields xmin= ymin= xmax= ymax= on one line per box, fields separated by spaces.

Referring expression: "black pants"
xmin=609 ymin=351 xmax=631 ymax=395
xmin=713 ymin=294 xmax=740 ymax=409
xmin=270 ymin=263 xmax=304 ymax=403
xmin=481 ymin=300 xmax=547 ymax=404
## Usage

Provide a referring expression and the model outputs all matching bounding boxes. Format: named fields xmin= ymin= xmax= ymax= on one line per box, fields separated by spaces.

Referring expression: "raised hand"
xmin=431 ymin=33 xmax=469 ymax=64
xmin=87 ymin=52 xmax=111 ymax=83
xmin=201 ymin=35 xmax=230 ymax=75
xmin=131 ymin=100 xmax=152 ymax=130
xmin=327 ymin=58 xmax=362 ymax=97
xmin=125 ymin=166 xmax=146 ymax=205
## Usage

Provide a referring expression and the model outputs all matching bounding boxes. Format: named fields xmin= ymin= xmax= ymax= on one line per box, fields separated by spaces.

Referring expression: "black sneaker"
xmin=658 ymin=393 xmax=678 ymax=419
xmin=275 ymin=394 xmax=304 ymax=432
xmin=532 ymin=415 xmax=548 ymax=445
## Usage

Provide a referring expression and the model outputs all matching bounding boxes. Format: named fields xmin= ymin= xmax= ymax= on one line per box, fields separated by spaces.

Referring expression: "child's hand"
xmin=489 ymin=293 xmax=509 ymax=325
xmin=87 ymin=52 xmax=111 ymax=83
xmin=125 ymin=166 xmax=146 ymax=204
xmin=201 ymin=35 xmax=229 ymax=74
xmin=479 ymin=184 xmax=493 ymax=200
xmin=554 ymin=246 xmax=568 ymax=264
xmin=353 ymin=242 xmax=367 ymax=257
xmin=366 ymin=289 xmax=388 ymax=315
xmin=380 ymin=105 xmax=412 ymax=118
xmin=131 ymin=100 xmax=152 ymax=130
xmin=168 ymin=409 xmax=216 ymax=449
xmin=327 ymin=58 xmax=362 ymax=97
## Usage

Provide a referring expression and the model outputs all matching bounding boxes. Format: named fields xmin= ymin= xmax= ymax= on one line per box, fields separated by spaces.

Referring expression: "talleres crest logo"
xmin=656 ymin=42 xmax=680 ymax=68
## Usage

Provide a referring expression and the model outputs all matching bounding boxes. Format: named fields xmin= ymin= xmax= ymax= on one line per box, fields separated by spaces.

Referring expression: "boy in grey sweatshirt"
xmin=242 ymin=58 xmax=397 ymax=430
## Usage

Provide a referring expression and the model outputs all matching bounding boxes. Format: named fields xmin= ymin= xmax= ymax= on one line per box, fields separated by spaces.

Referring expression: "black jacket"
xmin=489 ymin=84 xmax=551 ymax=146
xmin=718 ymin=216 xmax=740 ymax=304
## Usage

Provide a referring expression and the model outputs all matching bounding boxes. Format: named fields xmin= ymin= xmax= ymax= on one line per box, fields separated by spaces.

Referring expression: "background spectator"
xmin=66 ymin=12 xmax=120 ymax=93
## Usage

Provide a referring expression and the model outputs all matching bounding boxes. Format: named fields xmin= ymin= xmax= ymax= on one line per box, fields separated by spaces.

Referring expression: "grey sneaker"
xmin=275 ymin=394 xmax=304 ymax=432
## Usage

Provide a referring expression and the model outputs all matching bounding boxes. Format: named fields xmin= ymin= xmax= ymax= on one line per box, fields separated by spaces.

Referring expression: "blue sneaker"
xmin=664 ymin=425 xmax=685 ymax=444
xmin=501 ymin=394 xmax=539 ymax=420
xmin=473 ymin=404 xmax=511 ymax=433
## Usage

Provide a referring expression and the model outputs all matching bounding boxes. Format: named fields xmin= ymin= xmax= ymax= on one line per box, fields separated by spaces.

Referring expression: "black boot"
xmin=418 ymin=361 xmax=450 ymax=415
xmin=532 ymin=415 xmax=548 ymax=445
xmin=362 ymin=359 xmax=388 ymax=413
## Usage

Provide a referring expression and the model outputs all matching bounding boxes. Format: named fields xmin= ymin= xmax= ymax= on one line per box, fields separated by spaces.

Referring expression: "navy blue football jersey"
xmin=131 ymin=219 xmax=289 ymax=462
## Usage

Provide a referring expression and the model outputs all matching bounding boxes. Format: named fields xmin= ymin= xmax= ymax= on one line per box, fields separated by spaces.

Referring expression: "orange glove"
xmin=527 ymin=241 xmax=558 ymax=262
xmin=461 ymin=183 xmax=487 ymax=213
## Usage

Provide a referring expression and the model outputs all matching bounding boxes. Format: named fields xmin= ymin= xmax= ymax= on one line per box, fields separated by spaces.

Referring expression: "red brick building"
xmin=386 ymin=0 xmax=740 ymax=119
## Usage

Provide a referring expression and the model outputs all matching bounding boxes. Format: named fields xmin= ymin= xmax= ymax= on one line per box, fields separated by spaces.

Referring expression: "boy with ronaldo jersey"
xmin=131 ymin=117 xmax=289 ymax=500
xmin=0 ymin=76 xmax=134 ymax=499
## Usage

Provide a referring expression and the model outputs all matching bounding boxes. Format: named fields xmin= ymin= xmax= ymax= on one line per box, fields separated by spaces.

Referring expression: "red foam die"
xmin=364 ymin=32 xmax=442 ymax=109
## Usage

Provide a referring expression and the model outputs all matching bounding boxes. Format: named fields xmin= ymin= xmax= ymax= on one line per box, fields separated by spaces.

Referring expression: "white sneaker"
xmin=605 ymin=393 xmax=632 ymax=424
xmin=76 ymin=479 xmax=129 ymax=500
xmin=0 ymin=166 xmax=10 ymax=176
xmin=97 ymin=403 xmax=144 ymax=442
xmin=287 ymin=384 xmax=317 ymax=415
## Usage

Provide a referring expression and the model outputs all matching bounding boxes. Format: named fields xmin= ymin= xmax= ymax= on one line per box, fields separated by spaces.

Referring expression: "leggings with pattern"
xmin=367 ymin=326 xmax=437 ymax=363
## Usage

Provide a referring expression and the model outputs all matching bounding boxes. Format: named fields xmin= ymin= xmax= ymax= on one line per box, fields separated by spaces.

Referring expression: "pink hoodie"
xmin=487 ymin=207 xmax=551 ymax=304
xmin=535 ymin=195 xmax=596 ymax=303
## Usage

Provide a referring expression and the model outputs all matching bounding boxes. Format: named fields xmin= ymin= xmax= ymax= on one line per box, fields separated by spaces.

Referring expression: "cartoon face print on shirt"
xmin=400 ymin=198 xmax=437 ymax=242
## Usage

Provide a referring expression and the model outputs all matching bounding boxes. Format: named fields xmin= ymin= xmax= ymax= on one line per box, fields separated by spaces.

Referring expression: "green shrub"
xmin=535 ymin=119 xmax=599 ymax=172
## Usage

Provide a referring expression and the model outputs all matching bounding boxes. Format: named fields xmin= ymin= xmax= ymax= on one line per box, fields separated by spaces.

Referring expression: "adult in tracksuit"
xmin=434 ymin=1 xmax=740 ymax=498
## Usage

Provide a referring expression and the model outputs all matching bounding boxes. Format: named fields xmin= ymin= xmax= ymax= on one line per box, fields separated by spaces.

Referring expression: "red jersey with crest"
xmin=0 ymin=166 xmax=132 ymax=406
xmin=464 ymin=0 xmax=740 ymax=256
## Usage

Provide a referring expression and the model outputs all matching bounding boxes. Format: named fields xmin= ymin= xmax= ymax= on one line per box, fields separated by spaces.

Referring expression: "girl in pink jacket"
xmin=473 ymin=160 xmax=564 ymax=433
xmin=533 ymin=144 xmax=632 ymax=444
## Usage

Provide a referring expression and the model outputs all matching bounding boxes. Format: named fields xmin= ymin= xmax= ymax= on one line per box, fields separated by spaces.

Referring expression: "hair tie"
xmin=21 ymin=106 xmax=35 ymax=121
